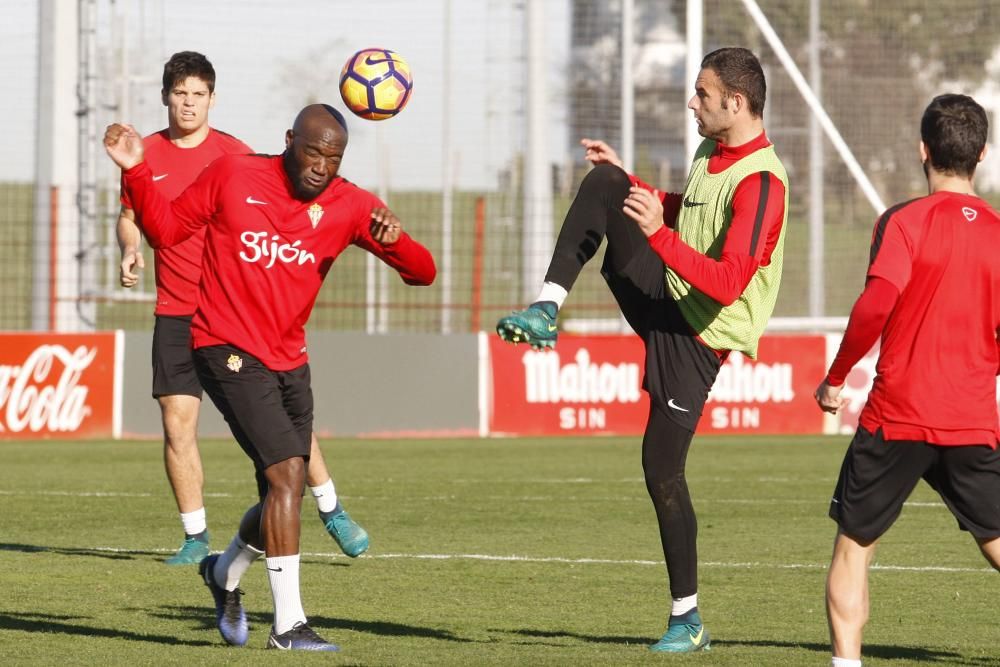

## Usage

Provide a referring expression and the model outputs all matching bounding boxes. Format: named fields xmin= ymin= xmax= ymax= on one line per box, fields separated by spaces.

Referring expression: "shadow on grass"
xmin=0 ymin=611 xmax=217 ymax=647
xmin=0 ymin=542 xmax=162 ymax=561
xmin=500 ymin=628 xmax=651 ymax=646
xmin=707 ymin=638 xmax=993 ymax=664
xmin=503 ymin=630 xmax=993 ymax=663
xmin=158 ymin=605 xmax=481 ymax=644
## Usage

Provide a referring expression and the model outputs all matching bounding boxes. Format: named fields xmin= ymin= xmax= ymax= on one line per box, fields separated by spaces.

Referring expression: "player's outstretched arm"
xmin=363 ymin=207 xmax=436 ymax=286
xmin=581 ymin=138 xmax=624 ymax=169
xmin=369 ymin=207 xmax=402 ymax=245
xmin=104 ymin=123 xmax=144 ymax=170
xmin=116 ymin=206 xmax=145 ymax=288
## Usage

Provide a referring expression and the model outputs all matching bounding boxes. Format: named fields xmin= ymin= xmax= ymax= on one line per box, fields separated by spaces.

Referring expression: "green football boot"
xmin=322 ymin=507 xmax=370 ymax=558
xmin=164 ymin=531 xmax=210 ymax=566
xmin=649 ymin=609 xmax=711 ymax=653
xmin=496 ymin=301 xmax=559 ymax=350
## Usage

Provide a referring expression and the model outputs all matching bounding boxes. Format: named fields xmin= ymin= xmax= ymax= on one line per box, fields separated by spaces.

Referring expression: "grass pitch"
xmin=1 ymin=435 xmax=998 ymax=665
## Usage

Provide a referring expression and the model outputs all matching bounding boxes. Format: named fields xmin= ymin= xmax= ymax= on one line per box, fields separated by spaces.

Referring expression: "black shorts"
xmin=151 ymin=315 xmax=203 ymax=399
xmin=830 ymin=426 xmax=1000 ymax=541
xmin=193 ymin=344 xmax=313 ymax=500
xmin=601 ymin=245 xmax=723 ymax=432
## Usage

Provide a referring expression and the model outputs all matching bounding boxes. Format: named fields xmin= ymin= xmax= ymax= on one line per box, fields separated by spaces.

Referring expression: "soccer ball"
xmin=339 ymin=48 xmax=413 ymax=121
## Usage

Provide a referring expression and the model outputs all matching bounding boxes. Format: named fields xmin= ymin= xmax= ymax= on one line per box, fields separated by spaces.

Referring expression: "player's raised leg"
xmin=160 ymin=394 xmax=211 ymax=565
xmin=307 ymin=434 xmax=369 ymax=557
xmin=496 ymin=163 xmax=636 ymax=350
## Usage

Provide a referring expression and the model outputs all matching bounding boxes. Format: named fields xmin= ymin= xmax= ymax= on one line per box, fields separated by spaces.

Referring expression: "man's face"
xmin=283 ymin=126 xmax=347 ymax=200
xmin=162 ymin=76 xmax=214 ymax=133
xmin=687 ymin=68 xmax=733 ymax=141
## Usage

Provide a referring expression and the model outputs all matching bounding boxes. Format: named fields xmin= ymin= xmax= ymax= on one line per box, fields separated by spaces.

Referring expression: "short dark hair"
xmin=920 ymin=94 xmax=987 ymax=177
xmin=701 ymin=47 xmax=766 ymax=118
xmin=161 ymin=51 xmax=216 ymax=94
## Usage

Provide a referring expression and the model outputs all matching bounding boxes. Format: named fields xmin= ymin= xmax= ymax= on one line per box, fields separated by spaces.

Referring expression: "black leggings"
xmin=642 ymin=402 xmax=699 ymax=599
xmin=550 ymin=164 xmax=703 ymax=598
xmin=544 ymin=164 xmax=652 ymax=290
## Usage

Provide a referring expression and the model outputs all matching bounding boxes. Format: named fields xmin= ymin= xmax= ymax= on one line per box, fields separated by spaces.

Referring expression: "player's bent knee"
xmin=581 ymin=162 xmax=630 ymax=192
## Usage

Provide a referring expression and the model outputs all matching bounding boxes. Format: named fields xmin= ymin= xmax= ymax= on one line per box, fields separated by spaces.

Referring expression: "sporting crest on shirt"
xmin=962 ymin=206 xmax=978 ymax=222
xmin=226 ymin=354 xmax=243 ymax=373
xmin=307 ymin=203 xmax=324 ymax=228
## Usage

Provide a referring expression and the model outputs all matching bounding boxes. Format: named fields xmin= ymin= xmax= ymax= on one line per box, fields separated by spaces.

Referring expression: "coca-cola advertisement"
xmin=0 ymin=333 xmax=121 ymax=439
xmin=488 ymin=334 xmax=827 ymax=436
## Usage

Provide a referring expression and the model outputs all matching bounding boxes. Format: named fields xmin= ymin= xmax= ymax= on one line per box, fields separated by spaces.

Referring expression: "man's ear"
xmin=919 ymin=141 xmax=929 ymax=164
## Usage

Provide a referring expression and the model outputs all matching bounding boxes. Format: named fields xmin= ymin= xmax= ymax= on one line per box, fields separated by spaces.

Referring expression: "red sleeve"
xmin=350 ymin=194 xmax=436 ymax=285
xmin=866 ymin=212 xmax=913 ymax=293
xmin=119 ymin=171 xmax=132 ymax=210
xmin=825 ymin=276 xmax=900 ymax=386
xmin=122 ymin=160 xmax=218 ymax=248
xmin=629 ymin=174 xmax=681 ymax=228
xmin=646 ymin=171 xmax=785 ymax=306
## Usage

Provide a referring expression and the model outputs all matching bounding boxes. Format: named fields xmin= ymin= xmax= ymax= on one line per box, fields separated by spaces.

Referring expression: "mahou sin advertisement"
xmin=488 ymin=334 xmax=826 ymax=436
xmin=0 ymin=333 xmax=122 ymax=439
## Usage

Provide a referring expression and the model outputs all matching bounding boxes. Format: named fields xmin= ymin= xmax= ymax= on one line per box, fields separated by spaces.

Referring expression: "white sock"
xmin=671 ymin=593 xmax=698 ymax=616
xmin=180 ymin=507 xmax=207 ymax=536
xmin=266 ymin=554 xmax=307 ymax=634
xmin=831 ymin=658 xmax=862 ymax=667
xmin=310 ymin=479 xmax=338 ymax=514
xmin=213 ymin=535 xmax=264 ymax=591
xmin=534 ymin=282 xmax=568 ymax=309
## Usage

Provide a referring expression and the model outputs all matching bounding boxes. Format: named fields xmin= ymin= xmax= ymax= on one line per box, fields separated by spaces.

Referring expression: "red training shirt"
xmin=120 ymin=128 xmax=252 ymax=316
xmin=852 ymin=192 xmax=1000 ymax=446
xmin=122 ymin=154 xmax=436 ymax=370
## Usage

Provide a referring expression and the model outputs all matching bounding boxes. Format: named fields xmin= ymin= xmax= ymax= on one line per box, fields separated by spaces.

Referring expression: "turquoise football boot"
xmin=322 ymin=507 xmax=370 ymax=558
xmin=496 ymin=301 xmax=559 ymax=350
xmin=164 ymin=532 xmax=210 ymax=565
xmin=650 ymin=609 xmax=711 ymax=653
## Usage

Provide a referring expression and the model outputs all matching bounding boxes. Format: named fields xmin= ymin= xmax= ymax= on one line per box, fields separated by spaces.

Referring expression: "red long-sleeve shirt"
xmin=122 ymin=154 xmax=436 ymax=370
xmin=831 ymin=192 xmax=1000 ymax=446
xmin=630 ymin=132 xmax=786 ymax=307
xmin=120 ymin=128 xmax=252 ymax=316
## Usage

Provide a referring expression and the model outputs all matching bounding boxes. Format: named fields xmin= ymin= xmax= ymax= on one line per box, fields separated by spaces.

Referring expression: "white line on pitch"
xmin=78 ymin=546 xmax=992 ymax=573
xmin=0 ymin=489 xmax=946 ymax=509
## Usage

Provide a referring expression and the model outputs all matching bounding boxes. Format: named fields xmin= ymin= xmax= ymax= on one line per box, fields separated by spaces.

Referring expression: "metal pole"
xmin=441 ymin=0 xmax=454 ymax=333
xmin=523 ymin=0 xmax=553 ymax=301
xmin=620 ymin=0 xmax=634 ymax=173
xmin=808 ymin=0 xmax=824 ymax=318
xmin=739 ymin=0 xmax=885 ymax=214
xmin=685 ymin=0 xmax=703 ymax=163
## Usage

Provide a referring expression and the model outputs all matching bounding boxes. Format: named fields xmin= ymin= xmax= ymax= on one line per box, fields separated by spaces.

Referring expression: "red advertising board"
xmin=0 ymin=332 xmax=121 ymax=439
xmin=487 ymin=334 xmax=826 ymax=436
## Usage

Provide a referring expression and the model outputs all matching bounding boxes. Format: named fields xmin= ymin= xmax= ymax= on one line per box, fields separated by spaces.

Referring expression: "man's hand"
xmin=370 ymin=207 xmax=402 ymax=245
xmin=104 ymin=123 xmax=144 ymax=170
xmin=814 ymin=379 xmax=845 ymax=414
xmin=120 ymin=248 xmax=145 ymax=288
xmin=581 ymin=138 xmax=624 ymax=169
xmin=623 ymin=186 xmax=664 ymax=237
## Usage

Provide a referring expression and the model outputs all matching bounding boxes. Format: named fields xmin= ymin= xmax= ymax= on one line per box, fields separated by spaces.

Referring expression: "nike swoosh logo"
xmin=682 ymin=196 xmax=706 ymax=208
xmin=271 ymin=637 xmax=291 ymax=650
xmin=689 ymin=626 xmax=704 ymax=645
xmin=266 ymin=566 xmax=283 ymax=572
xmin=365 ymin=55 xmax=399 ymax=66
xmin=667 ymin=398 xmax=690 ymax=413
xmin=246 ymin=196 xmax=269 ymax=205
xmin=547 ymin=324 xmax=557 ymax=332
xmin=152 ymin=174 xmax=168 ymax=181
